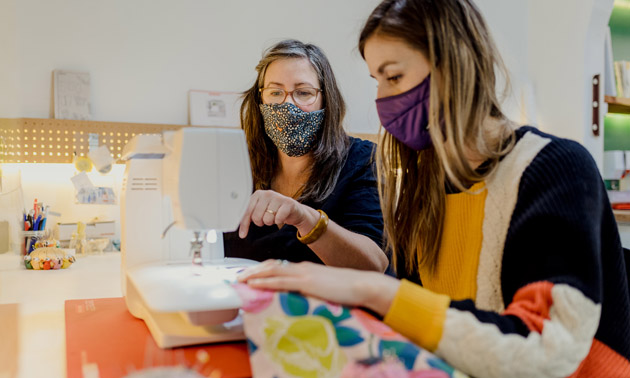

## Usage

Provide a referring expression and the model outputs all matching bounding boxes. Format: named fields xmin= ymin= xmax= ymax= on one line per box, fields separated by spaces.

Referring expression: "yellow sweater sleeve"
xmin=383 ymin=279 xmax=451 ymax=352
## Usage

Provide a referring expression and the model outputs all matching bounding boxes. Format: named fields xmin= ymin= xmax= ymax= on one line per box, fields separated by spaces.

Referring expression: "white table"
xmin=0 ymin=252 xmax=122 ymax=378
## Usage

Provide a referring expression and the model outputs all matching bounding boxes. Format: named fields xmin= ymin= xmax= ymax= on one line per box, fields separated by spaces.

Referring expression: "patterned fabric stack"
xmin=234 ymin=284 xmax=468 ymax=378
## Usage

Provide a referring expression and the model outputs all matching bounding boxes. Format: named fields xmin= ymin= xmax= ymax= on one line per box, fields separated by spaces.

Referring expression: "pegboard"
xmin=0 ymin=118 xmax=379 ymax=164
xmin=0 ymin=118 xmax=183 ymax=164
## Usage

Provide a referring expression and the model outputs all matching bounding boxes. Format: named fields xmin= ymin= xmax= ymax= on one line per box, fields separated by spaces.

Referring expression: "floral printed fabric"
xmin=233 ymin=284 xmax=468 ymax=378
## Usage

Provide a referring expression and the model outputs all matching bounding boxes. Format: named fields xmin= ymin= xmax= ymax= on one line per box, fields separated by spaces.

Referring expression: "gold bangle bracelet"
xmin=297 ymin=209 xmax=329 ymax=244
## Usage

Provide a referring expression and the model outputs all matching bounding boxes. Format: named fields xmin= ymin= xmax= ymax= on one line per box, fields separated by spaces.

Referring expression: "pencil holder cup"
xmin=21 ymin=230 xmax=45 ymax=256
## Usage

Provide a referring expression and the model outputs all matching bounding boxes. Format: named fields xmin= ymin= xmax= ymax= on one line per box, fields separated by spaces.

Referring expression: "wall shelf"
xmin=606 ymin=95 xmax=630 ymax=114
xmin=614 ymin=209 xmax=630 ymax=224
xmin=0 ymin=118 xmax=183 ymax=164
xmin=0 ymin=118 xmax=379 ymax=164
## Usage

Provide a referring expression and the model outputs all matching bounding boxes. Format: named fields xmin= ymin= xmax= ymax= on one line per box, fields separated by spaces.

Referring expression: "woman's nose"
xmin=283 ymin=94 xmax=296 ymax=105
xmin=376 ymin=86 xmax=385 ymax=100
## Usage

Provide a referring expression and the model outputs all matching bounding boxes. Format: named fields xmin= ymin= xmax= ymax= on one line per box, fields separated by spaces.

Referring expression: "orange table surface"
xmin=65 ymin=297 xmax=252 ymax=378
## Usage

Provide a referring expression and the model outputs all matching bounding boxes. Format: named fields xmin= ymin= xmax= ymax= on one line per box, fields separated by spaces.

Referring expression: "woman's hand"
xmin=238 ymin=190 xmax=388 ymax=272
xmin=238 ymin=190 xmax=319 ymax=238
xmin=236 ymin=260 xmax=401 ymax=316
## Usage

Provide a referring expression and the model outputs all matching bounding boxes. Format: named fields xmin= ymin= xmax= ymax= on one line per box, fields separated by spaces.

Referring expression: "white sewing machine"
xmin=120 ymin=127 xmax=257 ymax=348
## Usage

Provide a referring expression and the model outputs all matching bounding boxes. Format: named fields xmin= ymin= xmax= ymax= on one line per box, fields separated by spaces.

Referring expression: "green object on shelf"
xmin=605 ymin=113 xmax=630 ymax=150
xmin=611 ymin=1 xmax=630 ymax=33
xmin=606 ymin=179 xmax=621 ymax=191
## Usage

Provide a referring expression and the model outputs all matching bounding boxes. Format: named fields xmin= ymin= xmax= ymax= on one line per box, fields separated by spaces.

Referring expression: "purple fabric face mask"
xmin=375 ymin=75 xmax=432 ymax=151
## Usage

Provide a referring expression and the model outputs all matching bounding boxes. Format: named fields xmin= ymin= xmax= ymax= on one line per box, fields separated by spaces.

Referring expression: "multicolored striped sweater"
xmin=384 ymin=127 xmax=630 ymax=377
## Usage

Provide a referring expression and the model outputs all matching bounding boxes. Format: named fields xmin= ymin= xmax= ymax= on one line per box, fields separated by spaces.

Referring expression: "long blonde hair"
xmin=359 ymin=0 xmax=515 ymax=278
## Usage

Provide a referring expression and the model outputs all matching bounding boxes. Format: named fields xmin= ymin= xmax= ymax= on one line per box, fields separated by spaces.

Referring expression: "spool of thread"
xmin=74 ymin=155 xmax=93 ymax=172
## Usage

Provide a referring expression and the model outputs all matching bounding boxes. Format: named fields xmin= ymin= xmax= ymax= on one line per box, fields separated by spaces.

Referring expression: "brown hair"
xmin=241 ymin=39 xmax=350 ymax=204
xmin=359 ymin=0 xmax=515 ymax=277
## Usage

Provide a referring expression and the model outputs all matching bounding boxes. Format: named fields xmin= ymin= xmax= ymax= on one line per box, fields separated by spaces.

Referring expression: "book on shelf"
xmin=604 ymin=27 xmax=617 ymax=97
xmin=614 ymin=61 xmax=630 ymax=99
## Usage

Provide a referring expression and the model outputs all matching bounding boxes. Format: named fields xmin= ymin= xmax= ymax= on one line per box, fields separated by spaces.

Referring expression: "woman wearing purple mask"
xmin=224 ymin=39 xmax=388 ymax=272
xmin=238 ymin=1 xmax=630 ymax=377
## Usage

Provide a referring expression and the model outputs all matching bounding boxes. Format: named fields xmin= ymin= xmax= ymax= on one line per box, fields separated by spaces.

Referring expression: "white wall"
xmin=7 ymin=0 xmax=382 ymax=133
xmin=4 ymin=0 xmax=611 ymax=142
xmin=476 ymin=0 xmax=533 ymax=124
xmin=3 ymin=0 xmax=538 ymax=133
xmin=0 ymin=0 xmax=19 ymax=118
xmin=527 ymin=0 xmax=613 ymax=169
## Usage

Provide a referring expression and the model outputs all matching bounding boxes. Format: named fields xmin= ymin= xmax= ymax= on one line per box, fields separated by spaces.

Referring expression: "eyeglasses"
xmin=259 ymin=87 xmax=323 ymax=106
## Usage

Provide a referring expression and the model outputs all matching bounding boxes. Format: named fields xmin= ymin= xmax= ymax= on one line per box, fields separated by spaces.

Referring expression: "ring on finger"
xmin=276 ymin=259 xmax=290 ymax=267
xmin=265 ymin=209 xmax=276 ymax=215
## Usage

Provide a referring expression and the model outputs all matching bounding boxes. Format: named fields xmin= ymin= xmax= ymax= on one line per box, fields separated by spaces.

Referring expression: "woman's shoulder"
xmin=347 ymin=136 xmax=377 ymax=163
xmin=332 ymin=136 xmax=377 ymax=181
xmin=510 ymin=126 xmax=600 ymax=186
xmin=514 ymin=126 xmax=597 ymax=170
